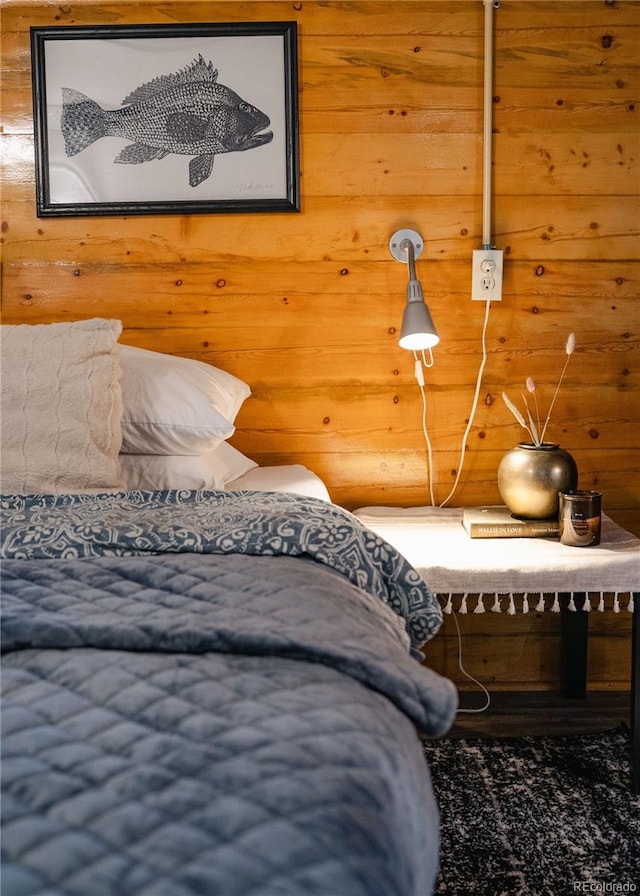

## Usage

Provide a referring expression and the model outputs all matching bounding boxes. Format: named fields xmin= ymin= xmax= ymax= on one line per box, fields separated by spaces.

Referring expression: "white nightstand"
xmin=354 ymin=505 xmax=640 ymax=793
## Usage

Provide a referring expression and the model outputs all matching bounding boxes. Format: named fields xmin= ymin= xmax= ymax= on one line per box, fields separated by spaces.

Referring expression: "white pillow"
xmin=229 ymin=465 xmax=333 ymax=502
xmin=119 ymin=443 xmax=258 ymax=491
xmin=119 ymin=345 xmax=251 ymax=455
xmin=0 ymin=318 xmax=124 ymax=494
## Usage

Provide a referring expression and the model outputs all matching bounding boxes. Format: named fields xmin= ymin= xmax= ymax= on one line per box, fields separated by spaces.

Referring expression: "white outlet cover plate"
xmin=472 ymin=248 xmax=503 ymax=300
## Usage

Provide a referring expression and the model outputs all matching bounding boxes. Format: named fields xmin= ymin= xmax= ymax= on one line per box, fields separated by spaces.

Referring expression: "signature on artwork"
xmin=238 ymin=181 xmax=275 ymax=194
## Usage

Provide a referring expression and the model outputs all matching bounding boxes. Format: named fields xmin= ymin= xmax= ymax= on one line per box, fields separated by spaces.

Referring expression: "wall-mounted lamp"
xmin=389 ymin=228 xmax=440 ymax=352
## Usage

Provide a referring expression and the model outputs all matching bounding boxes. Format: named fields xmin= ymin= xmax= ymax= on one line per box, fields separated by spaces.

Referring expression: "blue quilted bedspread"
xmin=1 ymin=489 xmax=443 ymax=648
xmin=1 ymin=490 xmax=458 ymax=896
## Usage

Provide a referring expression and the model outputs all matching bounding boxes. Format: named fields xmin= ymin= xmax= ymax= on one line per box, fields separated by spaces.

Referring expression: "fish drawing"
xmin=60 ymin=55 xmax=273 ymax=187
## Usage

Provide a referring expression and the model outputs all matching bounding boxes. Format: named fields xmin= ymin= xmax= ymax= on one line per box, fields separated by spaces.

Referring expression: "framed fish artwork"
xmin=30 ymin=22 xmax=299 ymax=216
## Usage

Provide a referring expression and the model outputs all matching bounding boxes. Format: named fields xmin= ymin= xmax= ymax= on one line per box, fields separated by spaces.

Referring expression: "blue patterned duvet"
xmin=1 ymin=489 xmax=457 ymax=896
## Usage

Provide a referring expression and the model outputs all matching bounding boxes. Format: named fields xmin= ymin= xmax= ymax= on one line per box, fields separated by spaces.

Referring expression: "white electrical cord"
xmin=413 ymin=354 xmax=436 ymax=506
xmin=439 ymin=293 xmax=493 ymax=507
xmin=413 ymin=296 xmax=495 ymax=714
xmin=412 ymin=290 xmax=494 ymax=508
xmin=450 ymin=608 xmax=492 ymax=714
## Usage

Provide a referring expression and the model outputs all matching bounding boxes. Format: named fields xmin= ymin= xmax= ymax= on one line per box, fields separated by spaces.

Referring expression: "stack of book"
xmin=462 ymin=506 xmax=559 ymax=539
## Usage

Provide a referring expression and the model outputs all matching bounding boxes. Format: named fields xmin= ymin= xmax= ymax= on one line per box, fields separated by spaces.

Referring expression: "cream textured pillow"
xmin=119 ymin=344 xmax=251 ymax=455
xmin=0 ymin=318 xmax=124 ymax=494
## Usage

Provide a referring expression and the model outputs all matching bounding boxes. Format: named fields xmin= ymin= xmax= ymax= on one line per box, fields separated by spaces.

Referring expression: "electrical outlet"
xmin=471 ymin=248 xmax=503 ymax=301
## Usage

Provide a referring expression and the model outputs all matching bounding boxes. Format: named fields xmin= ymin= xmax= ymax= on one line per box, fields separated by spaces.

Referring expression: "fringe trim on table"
xmin=440 ymin=592 xmax=636 ymax=615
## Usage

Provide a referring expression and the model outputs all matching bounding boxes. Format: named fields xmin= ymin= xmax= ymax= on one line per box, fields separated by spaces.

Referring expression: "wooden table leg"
xmin=560 ymin=592 xmax=588 ymax=699
xmin=631 ymin=592 xmax=639 ymax=795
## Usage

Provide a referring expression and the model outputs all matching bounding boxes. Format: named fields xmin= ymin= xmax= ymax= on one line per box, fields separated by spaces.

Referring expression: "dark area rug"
xmin=423 ymin=725 xmax=640 ymax=896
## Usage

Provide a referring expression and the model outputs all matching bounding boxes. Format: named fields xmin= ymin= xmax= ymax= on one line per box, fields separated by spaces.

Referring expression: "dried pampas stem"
xmin=502 ymin=333 xmax=576 ymax=446
xmin=540 ymin=332 xmax=576 ymax=443
xmin=502 ymin=392 xmax=534 ymax=441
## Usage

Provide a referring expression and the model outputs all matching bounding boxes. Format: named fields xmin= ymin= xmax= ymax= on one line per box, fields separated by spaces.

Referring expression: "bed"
xmin=1 ymin=319 xmax=458 ymax=896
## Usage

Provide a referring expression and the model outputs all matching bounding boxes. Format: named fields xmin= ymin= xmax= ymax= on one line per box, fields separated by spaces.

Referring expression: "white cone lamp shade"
xmin=399 ymin=284 xmax=440 ymax=350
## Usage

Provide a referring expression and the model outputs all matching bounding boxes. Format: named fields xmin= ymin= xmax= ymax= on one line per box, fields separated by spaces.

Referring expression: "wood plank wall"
xmin=2 ymin=0 xmax=638 ymax=691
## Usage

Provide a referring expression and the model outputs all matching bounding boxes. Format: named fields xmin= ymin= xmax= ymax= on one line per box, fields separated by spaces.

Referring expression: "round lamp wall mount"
xmin=389 ymin=229 xmax=424 ymax=263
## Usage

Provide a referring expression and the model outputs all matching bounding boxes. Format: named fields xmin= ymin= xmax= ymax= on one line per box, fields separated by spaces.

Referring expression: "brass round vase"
xmin=497 ymin=442 xmax=578 ymax=519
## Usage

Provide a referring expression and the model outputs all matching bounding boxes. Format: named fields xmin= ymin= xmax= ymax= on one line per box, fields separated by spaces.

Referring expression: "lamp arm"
xmin=401 ymin=238 xmax=418 ymax=282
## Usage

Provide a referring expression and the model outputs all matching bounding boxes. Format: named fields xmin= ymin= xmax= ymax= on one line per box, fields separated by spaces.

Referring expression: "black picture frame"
xmin=30 ymin=22 xmax=299 ymax=217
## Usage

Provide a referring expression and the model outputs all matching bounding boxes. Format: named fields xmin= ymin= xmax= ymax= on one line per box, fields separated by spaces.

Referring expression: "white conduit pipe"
xmin=482 ymin=0 xmax=497 ymax=248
